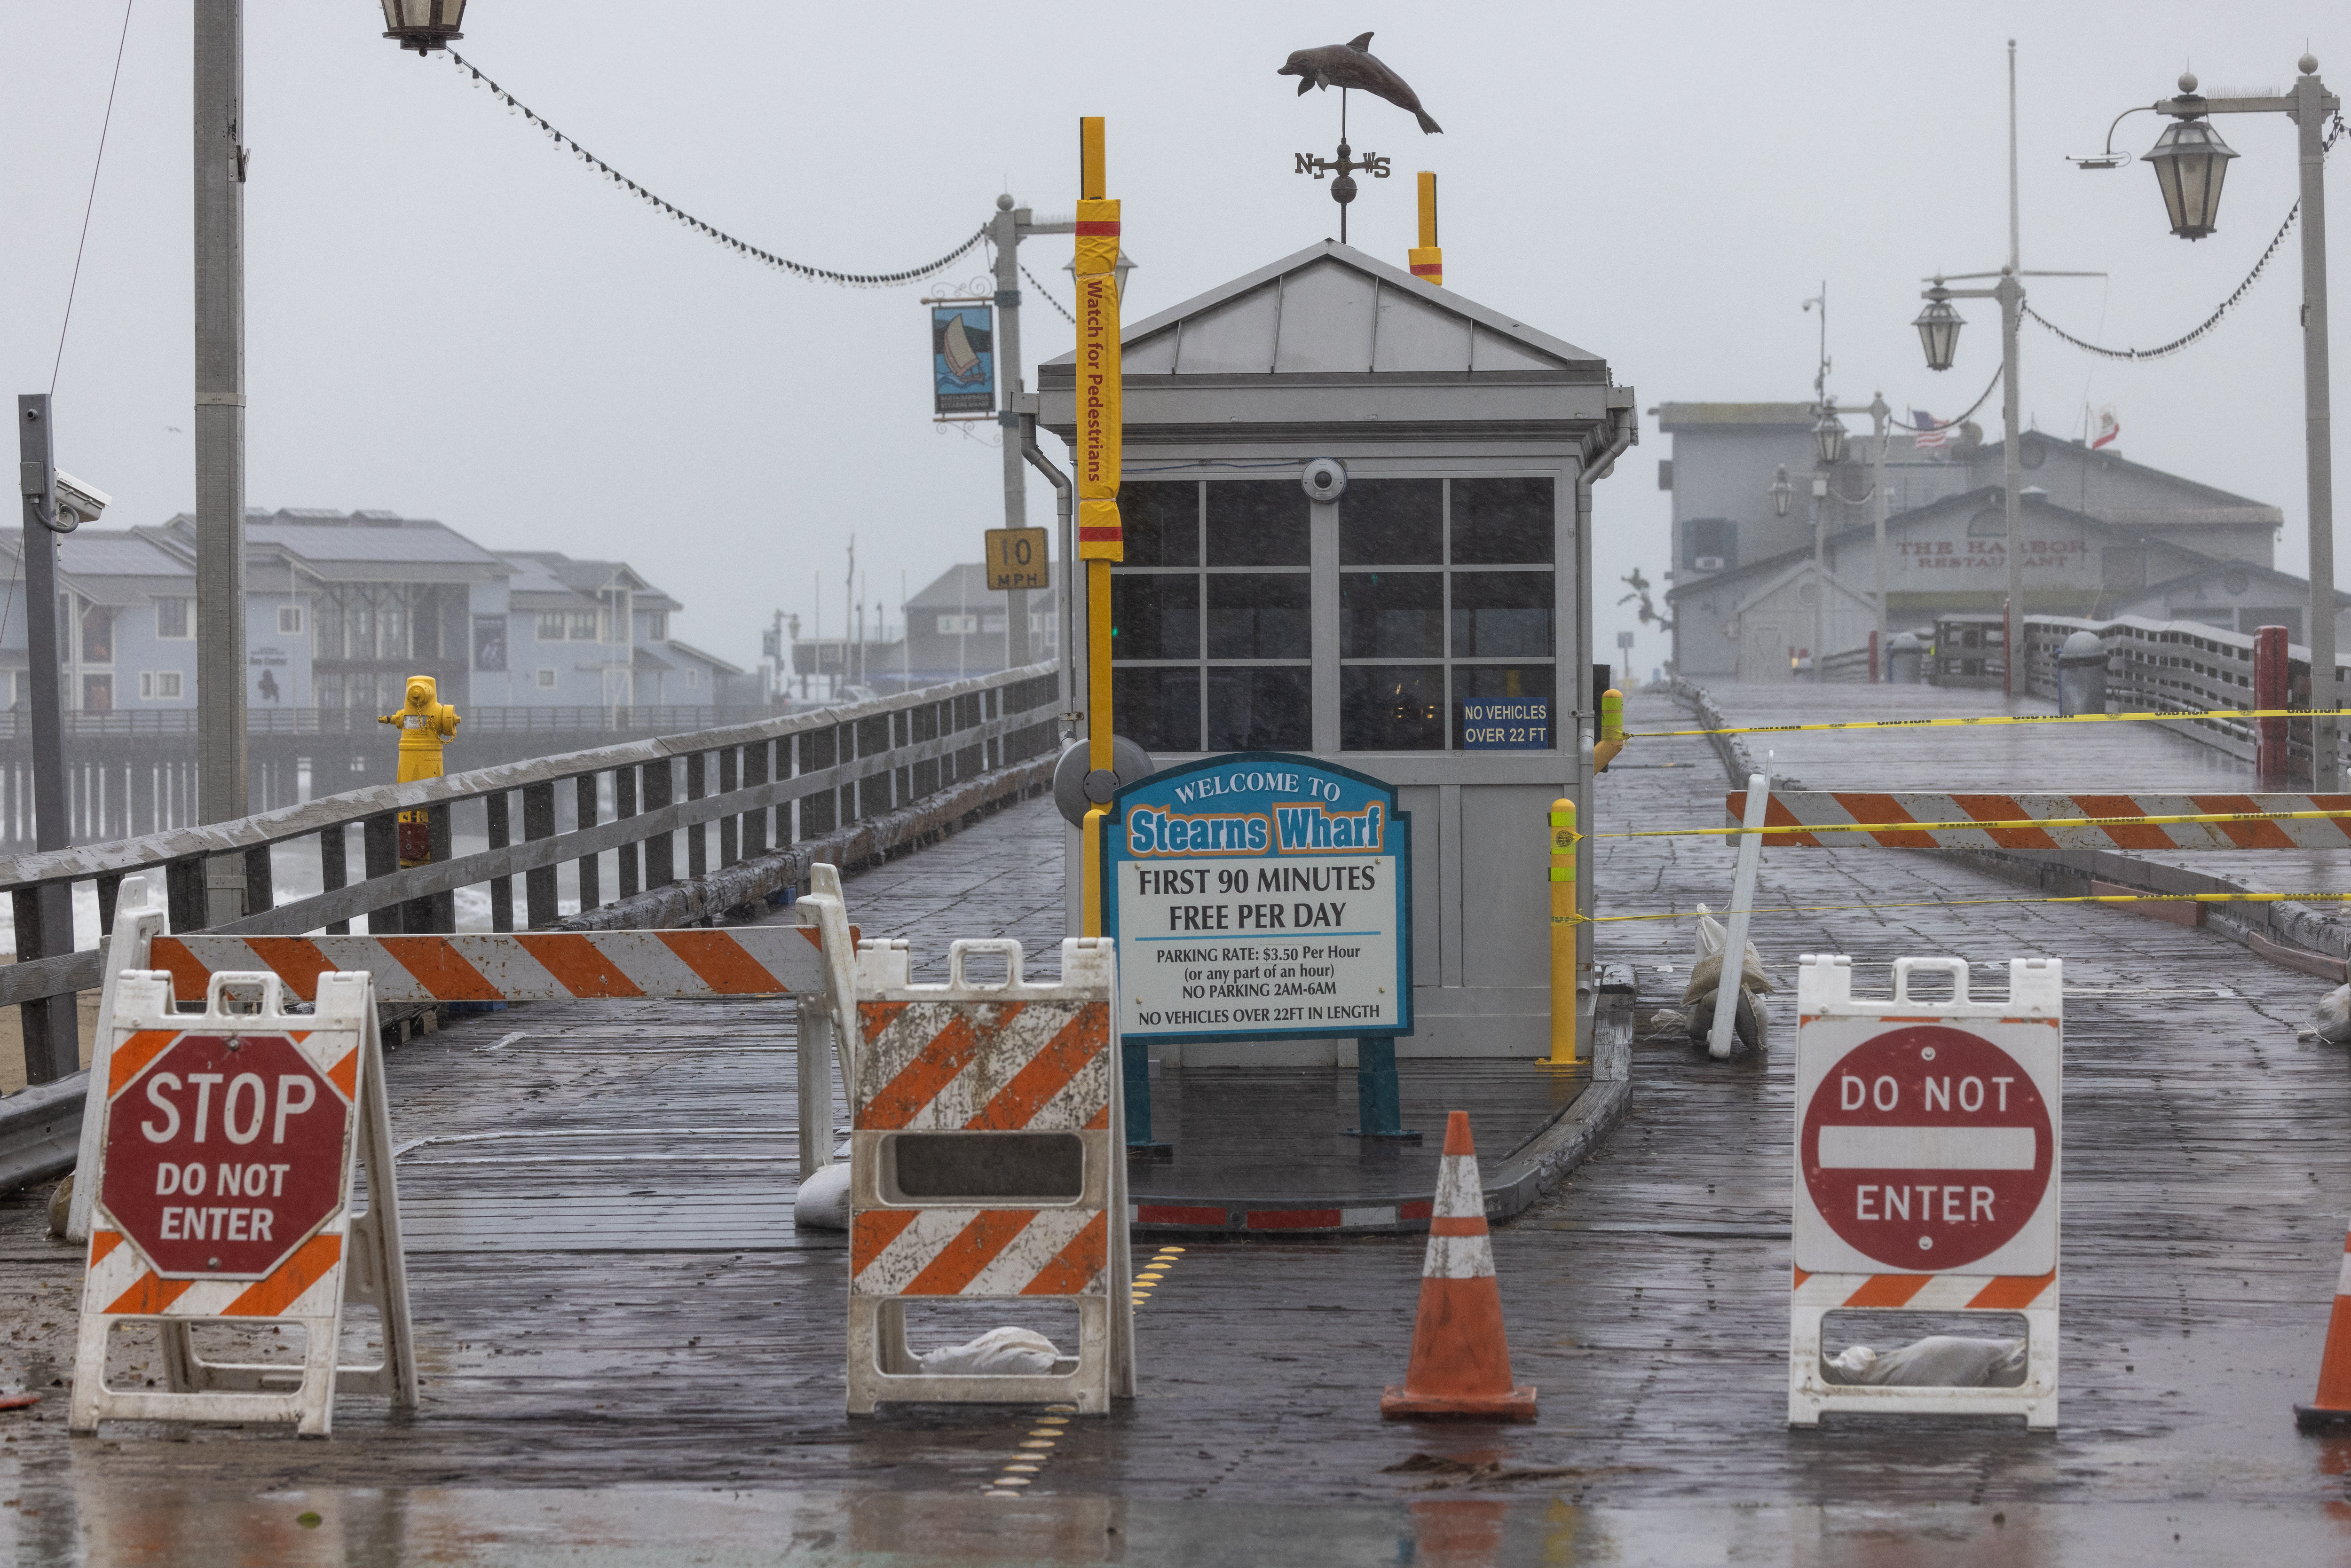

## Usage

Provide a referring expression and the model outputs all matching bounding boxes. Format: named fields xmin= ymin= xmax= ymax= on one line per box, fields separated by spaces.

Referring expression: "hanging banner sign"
xmin=1073 ymin=196 xmax=1123 ymax=560
xmin=1104 ymin=753 xmax=1412 ymax=1044
xmin=931 ymin=303 xmax=995 ymax=418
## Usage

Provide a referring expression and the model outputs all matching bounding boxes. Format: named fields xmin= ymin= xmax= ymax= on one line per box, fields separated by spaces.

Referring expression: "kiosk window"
xmin=1340 ymin=476 xmax=1559 ymax=751
xmin=1118 ymin=481 xmax=1201 ymax=567
xmin=1342 ymin=666 xmax=1444 ymax=750
xmin=1341 ymin=573 xmax=1443 ymax=658
xmin=1451 ymin=572 xmax=1554 ymax=658
xmin=1114 ymin=667 xmax=1202 ymax=754
xmin=1207 ymin=481 xmax=1310 ymax=566
xmin=1207 ymin=574 xmax=1310 ymax=659
xmin=1111 ymin=575 xmax=1200 ymax=661
xmin=1207 ymin=667 xmax=1312 ymax=750
xmin=1451 ymin=478 xmax=1555 ymax=564
xmin=1340 ymin=479 xmax=1443 ymax=565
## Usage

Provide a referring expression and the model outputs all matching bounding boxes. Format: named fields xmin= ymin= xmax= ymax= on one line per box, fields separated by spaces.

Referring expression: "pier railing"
xmin=0 ymin=663 xmax=1064 ymax=1087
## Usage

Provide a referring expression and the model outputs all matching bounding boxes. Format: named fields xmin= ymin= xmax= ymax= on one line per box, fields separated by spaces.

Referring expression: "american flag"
xmin=1911 ymin=409 xmax=1948 ymax=449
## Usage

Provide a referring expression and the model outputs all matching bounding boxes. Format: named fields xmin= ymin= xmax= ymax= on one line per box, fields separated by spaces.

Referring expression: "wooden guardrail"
xmin=0 ymin=663 xmax=1065 ymax=1087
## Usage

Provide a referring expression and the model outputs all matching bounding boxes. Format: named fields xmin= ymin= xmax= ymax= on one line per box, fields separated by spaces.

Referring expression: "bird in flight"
xmin=1277 ymin=32 xmax=1442 ymax=134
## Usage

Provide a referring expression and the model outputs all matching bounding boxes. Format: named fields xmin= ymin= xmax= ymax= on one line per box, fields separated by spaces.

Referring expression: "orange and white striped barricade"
xmin=1789 ymin=954 xmax=2061 ymax=1430
xmin=845 ymin=936 xmax=1134 ymax=1415
xmin=69 ymin=968 xmax=416 ymax=1437
xmin=67 ymin=866 xmax=865 ymax=1203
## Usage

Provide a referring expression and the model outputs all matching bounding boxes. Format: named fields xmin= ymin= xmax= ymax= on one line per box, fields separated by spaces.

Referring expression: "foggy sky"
xmin=3 ymin=1 xmax=2344 ymax=679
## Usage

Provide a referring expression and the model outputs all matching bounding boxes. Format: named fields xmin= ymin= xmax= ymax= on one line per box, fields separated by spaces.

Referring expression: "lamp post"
xmin=1911 ymin=40 xmax=2101 ymax=702
xmin=2077 ymin=59 xmax=2338 ymax=786
xmin=1797 ymin=291 xmax=1890 ymax=679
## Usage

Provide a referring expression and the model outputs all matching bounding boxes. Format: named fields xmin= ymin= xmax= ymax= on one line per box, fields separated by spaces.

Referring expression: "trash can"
xmin=2056 ymin=630 xmax=2109 ymax=717
xmin=1886 ymin=632 xmax=1925 ymax=685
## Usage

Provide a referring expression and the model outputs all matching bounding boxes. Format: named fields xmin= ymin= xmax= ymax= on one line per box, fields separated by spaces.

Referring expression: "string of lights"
xmin=1020 ymin=262 xmax=1077 ymax=325
xmin=444 ymin=49 xmax=987 ymax=288
xmin=1887 ymin=359 xmax=2004 ymax=433
xmin=2025 ymin=109 xmax=2347 ymax=362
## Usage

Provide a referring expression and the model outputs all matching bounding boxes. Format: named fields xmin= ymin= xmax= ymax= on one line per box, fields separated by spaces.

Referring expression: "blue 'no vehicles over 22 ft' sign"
xmin=1103 ymin=753 xmax=1412 ymax=1046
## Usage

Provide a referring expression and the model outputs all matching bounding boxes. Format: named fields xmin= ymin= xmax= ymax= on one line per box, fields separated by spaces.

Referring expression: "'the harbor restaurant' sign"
xmin=1104 ymin=753 xmax=1412 ymax=1046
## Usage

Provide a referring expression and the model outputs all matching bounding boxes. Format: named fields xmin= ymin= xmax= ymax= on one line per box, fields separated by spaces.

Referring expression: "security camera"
xmin=50 ymin=471 xmax=110 ymax=533
xmin=1301 ymin=457 xmax=1348 ymax=504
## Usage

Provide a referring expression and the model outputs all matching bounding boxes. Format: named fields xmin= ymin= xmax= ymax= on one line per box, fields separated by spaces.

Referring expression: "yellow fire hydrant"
xmin=380 ymin=676 xmax=460 ymax=868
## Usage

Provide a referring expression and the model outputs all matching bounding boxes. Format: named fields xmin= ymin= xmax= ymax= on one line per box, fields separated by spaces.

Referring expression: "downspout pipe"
xmin=1573 ymin=399 xmax=1639 ymax=1047
xmin=1019 ymin=414 xmax=1078 ymax=738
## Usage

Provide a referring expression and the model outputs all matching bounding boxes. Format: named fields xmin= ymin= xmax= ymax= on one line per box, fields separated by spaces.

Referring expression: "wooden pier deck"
xmin=0 ymin=685 xmax=2343 ymax=1558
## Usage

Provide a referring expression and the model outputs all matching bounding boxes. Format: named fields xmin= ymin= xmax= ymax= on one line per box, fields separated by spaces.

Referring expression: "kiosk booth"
xmin=1034 ymin=240 xmax=1634 ymax=1064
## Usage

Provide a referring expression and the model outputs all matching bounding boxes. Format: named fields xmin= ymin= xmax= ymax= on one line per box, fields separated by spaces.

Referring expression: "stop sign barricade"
xmin=1790 ymin=954 xmax=2062 ymax=1430
xmin=69 ymin=969 xmax=416 ymax=1438
xmin=66 ymin=868 xmax=866 ymax=1247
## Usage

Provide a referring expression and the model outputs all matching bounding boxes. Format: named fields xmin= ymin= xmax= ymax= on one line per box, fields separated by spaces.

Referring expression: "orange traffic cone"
xmin=1382 ymin=1111 xmax=1537 ymax=1421
xmin=2297 ymin=1221 xmax=2351 ymax=1431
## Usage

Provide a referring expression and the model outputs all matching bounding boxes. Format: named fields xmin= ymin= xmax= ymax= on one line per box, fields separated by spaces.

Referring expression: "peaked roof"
xmin=1040 ymin=242 xmax=1603 ymax=378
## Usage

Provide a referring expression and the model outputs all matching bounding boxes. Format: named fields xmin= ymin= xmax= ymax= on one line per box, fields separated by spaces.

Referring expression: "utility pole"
xmin=992 ymin=197 xmax=1032 ymax=668
xmin=195 ymin=0 xmax=249 ymax=922
xmin=13 ymin=398 xmax=80 ymax=1084
xmin=993 ymin=196 xmax=1082 ymax=675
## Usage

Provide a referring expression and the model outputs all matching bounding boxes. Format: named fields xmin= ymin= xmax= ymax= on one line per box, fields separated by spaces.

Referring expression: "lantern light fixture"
xmin=1913 ymin=281 xmax=1964 ymax=371
xmin=2142 ymin=78 xmax=2240 ymax=240
xmin=380 ymin=0 xmax=466 ymax=55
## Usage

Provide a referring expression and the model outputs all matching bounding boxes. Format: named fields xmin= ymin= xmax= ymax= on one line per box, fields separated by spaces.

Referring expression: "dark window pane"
xmin=1116 ymin=481 xmax=1199 ymax=567
xmin=1451 ymin=572 xmax=1554 ymax=657
xmin=1454 ymin=665 xmax=1556 ymax=750
xmin=1340 ymin=573 xmax=1442 ymax=658
xmin=1341 ymin=665 xmax=1445 ymax=751
xmin=1206 ymin=574 xmax=1310 ymax=659
xmin=1113 ymin=667 xmax=1200 ymax=753
xmin=1452 ymin=477 xmax=1554 ymax=564
xmin=1340 ymin=479 xmax=1443 ymax=565
xmin=1206 ymin=481 xmax=1309 ymax=566
xmin=1206 ymin=667 xmax=1312 ymax=751
xmin=1111 ymin=573 xmax=1200 ymax=661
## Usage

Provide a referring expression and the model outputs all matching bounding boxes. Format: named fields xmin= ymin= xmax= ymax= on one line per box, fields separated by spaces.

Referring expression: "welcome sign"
xmin=1104 ymin=753 xmax=1412 ymax=1045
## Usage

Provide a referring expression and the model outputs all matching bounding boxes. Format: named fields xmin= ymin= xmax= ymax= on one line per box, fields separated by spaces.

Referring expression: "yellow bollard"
xmin=1594 ymin=688 xmax=1625 ymax=772
xmin=379 ymin=676 xmax=460 ymax=868
xmin=1545 ymin=797 xmax=1578 ymax=1067
xmin=1074 ymin=113 xmax=1125 ymax=937
xmin=1408 ymin=171 xmax=1443 ymax=286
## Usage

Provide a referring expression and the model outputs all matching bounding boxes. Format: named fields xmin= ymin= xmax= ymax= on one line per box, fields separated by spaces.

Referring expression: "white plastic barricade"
xmin=70 ymin=969 xmax=415 ymax=1437
xmin=845 ymin=937 xmax=1134 ymax=1415
xmin=68 ymin=866 xmax=865 ymax=1244
xmin=1789 ymin=955 xmax=2062 ymax=1430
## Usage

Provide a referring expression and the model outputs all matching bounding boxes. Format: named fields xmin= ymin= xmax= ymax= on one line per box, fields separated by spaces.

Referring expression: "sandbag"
xmin=2312 ymin=984 xmax=2351 ymax=1046
xmin=1822 ymin=1335 xmax=2027 ymax=1388
xmin=1683 ymin=985 xmax=1766 ymax=1053
xmin=917 ymin=1326 xmax=1063 ymax=1377
xmin=793 ymin=1160 xmax=852 ymax=1231
xmin=1681 ymin=907 xmax=1771 ymax=1005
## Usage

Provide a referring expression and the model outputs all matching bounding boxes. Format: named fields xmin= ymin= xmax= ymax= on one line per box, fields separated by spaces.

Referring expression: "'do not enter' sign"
xmin=100 ymin=1032 xmax=350 ymax=1279
xmin=1799 ymin=1025 xmax=2052 ymax=1270
xmin=1793 ymin=956 xmax=2061 ymax=1278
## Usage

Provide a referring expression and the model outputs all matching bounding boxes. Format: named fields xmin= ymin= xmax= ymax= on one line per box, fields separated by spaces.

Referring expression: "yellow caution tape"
xmin=1637 ymin=706 xmax=2330 ymax=741
xmin=1584 ymin=806 xmax=2351 ymax=842
xmin=1568 ymin=889 xmax=2351 ymax=925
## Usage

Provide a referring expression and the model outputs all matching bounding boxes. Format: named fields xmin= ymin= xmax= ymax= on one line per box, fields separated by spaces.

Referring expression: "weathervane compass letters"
xmin=1278 ymin=32 xmax=1441 ymax=244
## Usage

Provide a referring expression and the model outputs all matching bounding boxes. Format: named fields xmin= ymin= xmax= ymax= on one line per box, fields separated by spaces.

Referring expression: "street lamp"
xmin=1909 ymin=40 xmax=2103 ymax=702
xmin=1812 ymin=408 xmax=1848 ymax=467
xmin=1770 ymin=465 xmax=1792 ymax=518
xmin=2077 ymin=56 xmax=2338 ymax=784
xmin=1912 ymin=283 xmax=1964 ymax=371
xmin=380 ymin=0 xmax=466 ymax=54
xmin=2141 ymin=90 xmax=2239 ymax=238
